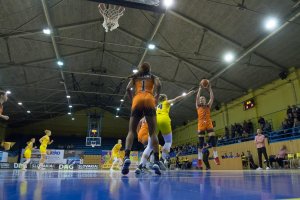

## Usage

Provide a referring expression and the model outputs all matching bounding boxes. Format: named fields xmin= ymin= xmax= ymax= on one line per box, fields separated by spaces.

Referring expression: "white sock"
xmin=23 ymin=159 xmax=30 ymax=168
xmin=198 ymin=151 xmax=203 ymax=160
xmin=162 ymin=152 xmax=168 ymax=160
xmin=140 ymin=156 xmax=148 ymax=166
xmin=213 ymin=151 xmax=218 ymax=158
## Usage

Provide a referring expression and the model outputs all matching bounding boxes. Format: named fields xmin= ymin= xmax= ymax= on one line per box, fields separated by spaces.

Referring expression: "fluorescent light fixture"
xmin=69 ymin=105 xmax=73 ymax=108
xmin=72 ymin=118 xmax=75 ymax=120
xmin=66 ymin=95 xmax=71 ymax=99
xmin=5 ymin=91 xmax=11 ymax=95
xmin=116 ymin=115 xmax=119 ymax=118
xmin=163 ymin=0 xmax=174 ymax=8
xmin=148 ymin=44 xmax=156 ymax=50
xmin=120 ymin=99 xmax=124 ymax=102
xmin=18 ymin=102 xmax=23 ymax=106
xmin=171 ymin=103 xmax=174 ymax=106
xmin=68 ymin=112 xmax=71 ymax=115
xmin=265 ymin=17 xmax=279 ymax=31
xmin=132 ymin=69 xmax=138 ymax=73
xmin=116 ymin=108 xmax=120 ymax=111
xmin=223 ymin=52 xmax=235 ymax=63
xmin=43 ymin=28 xmax=51 ymax=35
xmin=57 ymin=60 xmax=64 ymax=66
xmin=27 ymin=110 xmax=31 ymax=114
xmin=182 ymin=92 xmax=187 ymax=96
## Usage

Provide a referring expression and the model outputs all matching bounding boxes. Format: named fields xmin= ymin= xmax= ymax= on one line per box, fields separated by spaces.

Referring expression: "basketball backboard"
xmin=88 ymin=0 xmax=166 ymax=13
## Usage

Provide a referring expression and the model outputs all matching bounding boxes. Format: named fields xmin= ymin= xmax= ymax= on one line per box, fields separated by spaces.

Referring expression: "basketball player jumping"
xmin=196 ymin=80 xmax=220 ymax=168
xmin=122 ymin=62 xmax=162 ymax=175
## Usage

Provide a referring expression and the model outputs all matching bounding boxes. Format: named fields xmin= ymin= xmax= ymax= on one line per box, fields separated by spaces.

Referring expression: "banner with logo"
xmin=64 ymin=150 xmax=84 ymax=164
xmin=0 ymin=163 xmax=99 ymax=170
xmin=0 ymin=151 xmax=8 ymax=162
xmin=20 ymin=149 xmax=65 ymax=164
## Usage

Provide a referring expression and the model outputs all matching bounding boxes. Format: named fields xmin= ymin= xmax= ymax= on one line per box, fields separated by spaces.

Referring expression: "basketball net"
xmin=98 ymin=3 xmax=125 ymax=32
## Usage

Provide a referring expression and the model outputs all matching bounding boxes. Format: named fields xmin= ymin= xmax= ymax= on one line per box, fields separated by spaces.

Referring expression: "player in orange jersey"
xmin=196 ymin=81 xmax=220 ymax=168
xmin=122 ymin=62 xmax=161 ymax=175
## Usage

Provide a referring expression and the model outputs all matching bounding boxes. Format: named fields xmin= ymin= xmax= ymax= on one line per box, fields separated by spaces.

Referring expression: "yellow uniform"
xmin=24 ymin=142 xmax=33 ymax=159
xmin=39 ymin=135 xmax=50 ymax=154
xmin=156 ymin=100 xmax=172 ymax=135
xmin=111 ymin=143 xmax=122 ymax=159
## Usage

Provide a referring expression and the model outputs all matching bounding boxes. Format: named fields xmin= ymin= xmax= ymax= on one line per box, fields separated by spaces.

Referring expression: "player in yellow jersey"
xmin=196 ymin=81 xmax=220 ymax=169
xmin=110 ymin=139 xmax=123 ymax=171
xmin=38 ymin=130 xmax=53 ymax=170
xmin=22 ymin=138 xmax=36 ymax=170
xmin=136 ymin=90 xmax=195 ymax=174
xmin=122 ymin=62 xmax=162 ymax=175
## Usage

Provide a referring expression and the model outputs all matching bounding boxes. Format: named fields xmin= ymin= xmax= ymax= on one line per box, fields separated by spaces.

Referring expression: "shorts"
xmin=40 ymin=145 xmax=47 ymax=154
xmin=198 ymin=120 xmax=214 ymax=132
xmin=138 ymin=125 xmax=149 ymax=145
xmin=24 ymin=149 xmax=31 ymax=159
xmin=157 ymin=115 xmax=172 ymax=135
xmin=131 ymin=93 xmax=156 ymax=118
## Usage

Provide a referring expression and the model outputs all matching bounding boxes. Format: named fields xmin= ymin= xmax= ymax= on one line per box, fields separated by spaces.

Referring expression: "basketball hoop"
xmin=98 ymin=3 xmax=125 ymax=32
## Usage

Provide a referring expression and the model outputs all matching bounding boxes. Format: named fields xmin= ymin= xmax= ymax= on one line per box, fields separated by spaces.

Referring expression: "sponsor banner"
xmin=0 ymin=163 xmax=99 ymax=170
xmin=0 ymin=151 xmax=8 ymax=162
xmin=64 ymin=150 xmax=84 ymax=164
xmin=20 ymin=149 xmax=65 ymax=164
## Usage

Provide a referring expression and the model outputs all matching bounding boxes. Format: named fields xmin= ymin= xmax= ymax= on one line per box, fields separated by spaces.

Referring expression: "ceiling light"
xmin=163 ymin=0 xmax=174 ymax=8
xmin=66 ymin=95 xmax=71 ymax=99
xmin=148 ymin=44 xmax=156 ymax=50
xmin=116 ymin=115 xmax=119 ymax=118
xmin=116 ymin=108 xmax=120 ymax=111
xmin=27 ymin=110 xmax=31 ymax=114
xmin=171 ymin=103 xmax=174 ymax=106
xmin=120 ymin=99 xmax=124 ymax=102
xmin=223 ymin=52 xmax=235 ymax=63
xmin=18 ymin=102 xmax=23 ymax=106
xmin=132 ymin=69 xmax=138 ymax=73
xmin=57 ymin=60 xmax=64 ymax=66
xmin=182 ymin=92 xmax=187 ymax=96
xmin=264 ymin=17 xmax=279 ymax=31
xmin=43 ymin=28 xmax=51 ymax=35
xmin=69 ymin=105 xmax=73 ymax=108
xmin=68 ymin=112 xmax=71 ymax=115
xmin=72 ymin=118 xmax=75 ymax=121
xmin=5 ymin=91 xmax=11 ymax=95
xmin=130 ymin=88 xmax=133 ymax=91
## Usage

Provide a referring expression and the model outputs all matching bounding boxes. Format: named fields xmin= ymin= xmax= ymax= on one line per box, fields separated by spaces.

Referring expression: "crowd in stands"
xmin=282 ymin=105 xmax=300 ymax=129
xmin=171 ymin=143 xmax=198 ymax=156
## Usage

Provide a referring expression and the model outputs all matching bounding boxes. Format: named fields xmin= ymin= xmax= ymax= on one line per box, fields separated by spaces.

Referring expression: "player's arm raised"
xmin=154 ymin=77 xmax=162 ymax=104
xmin=126 ymin=79 xmax=134 ymax=101
xmin=196 ymin=85 xmax=202 ymax=108
xmin=168 ymin=90 xmax=195 ymax=105
xmin=207 ymin=84 xmax=214 ymax=108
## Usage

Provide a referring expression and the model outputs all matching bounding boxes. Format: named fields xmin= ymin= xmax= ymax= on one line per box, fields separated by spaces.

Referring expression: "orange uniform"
xmin=137 ymin=121 xmax=148 ymax=145
xmin=131 ymin=74 xmax=156 ymax=117
xmin=197 ymin=105 xmax=213 ymax=132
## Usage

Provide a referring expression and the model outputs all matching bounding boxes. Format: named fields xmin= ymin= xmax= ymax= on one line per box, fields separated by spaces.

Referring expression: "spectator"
xmin=247 ymin=151 xmax=257 ymax=169
xmin=229 ymin=152 xmax=233 ymax=158
xmin=294 ymin=117 xmax=300 ymax=127
xmin=231 ymin=124 xmax=236 ymax=139
xmin=254 ymin=129 xmax=270 ymax=170
xmin=241 ymin=152 xmax=248 ymax=167
xmin=287 ymin=105 xmax=293 ymax=116
xmin=282 ymin=119 xmax=289 ymax=130
xmin=222 ymin=153 xmax=228 ymax=159
xmin=258 ymin=116 xmax=266 ymax=130
xmin=247 ymin=120 xmax=254 ymax=135
xmin=225 ymin=126 xmax=229 ymax=139
xmin=263 ymin=121 xmax=272 ymax=133
xmin=269 ymin=145 xmax=287 ymax=168
xmin=236 ymin=123 xmax=243 ymax=138
xmin=235 ymin=153 xmax=240 ymax=157
xmin=243 ymin=120 xmax=249 ymax=137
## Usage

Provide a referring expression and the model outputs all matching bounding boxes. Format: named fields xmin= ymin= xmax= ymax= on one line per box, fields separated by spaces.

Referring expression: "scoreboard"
xmin=243 ymin=99 xmax=255 ymax=110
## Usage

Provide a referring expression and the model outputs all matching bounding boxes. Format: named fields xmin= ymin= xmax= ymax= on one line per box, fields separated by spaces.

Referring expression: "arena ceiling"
xmin=0 ymin=0 xmax=299 ymax=129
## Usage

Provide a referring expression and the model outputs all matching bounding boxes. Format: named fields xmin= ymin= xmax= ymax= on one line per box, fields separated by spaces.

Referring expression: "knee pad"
xmin=162 ymin=142 xmax=172 ymax=152
xmin=198 ymin=136 xmax=205 ymax=149
xmin=208 ymin=135 xmax=217 ymax=147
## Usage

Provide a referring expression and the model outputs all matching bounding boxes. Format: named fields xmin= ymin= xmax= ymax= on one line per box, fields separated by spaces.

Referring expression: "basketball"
xmin=200 ymin=79 xmax=209 ymax=88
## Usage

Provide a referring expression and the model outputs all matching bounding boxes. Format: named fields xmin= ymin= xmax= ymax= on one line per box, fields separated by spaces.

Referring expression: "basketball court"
xmin=1 ymin=170 xmax=300 ymax=200
xmin=1 ymin=0 xmax=300 ymax=199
